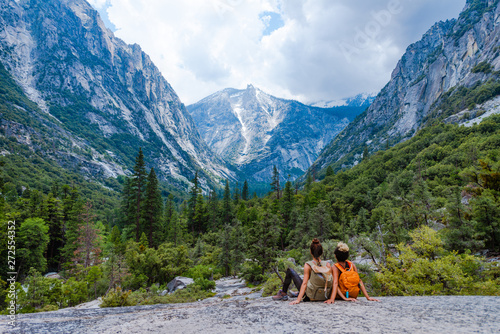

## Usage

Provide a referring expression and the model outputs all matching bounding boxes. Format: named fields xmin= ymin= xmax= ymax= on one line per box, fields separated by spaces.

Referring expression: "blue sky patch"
xmin=260 ymin=11 xmax=284 ymax=37
xmin=94 ymin=2 xmax=117 ymax=32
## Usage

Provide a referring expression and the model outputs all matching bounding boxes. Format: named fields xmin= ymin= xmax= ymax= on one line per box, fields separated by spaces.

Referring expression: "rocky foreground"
xmin=1 ymin=287 xmax=499 ymax=334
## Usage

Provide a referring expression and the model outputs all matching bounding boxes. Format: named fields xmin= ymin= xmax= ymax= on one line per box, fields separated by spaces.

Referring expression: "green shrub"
xmin=286 ymin=249 xmax=302 ymax=265
xmin=240 ymin=262 xmax=264 ymax=284
xmin=472 ymin=61 xmax=493 ymax=74
xmin=426 ymin=81 xmax=500 ymax=125
xmin=194 ymin=278 xmax=216 ymax=291
xmin=476 ymin=109 xmax=487 ymax=117
xmin=14 ymin=268 xmax=64 ymax=313
xmin=130 ymin=284 xmax=215 ymax=306
xmin=185 ymin=265 xmax=213 ymax=280
xmin=262 ymin=273 xmax=283 ymax=297
xmin=38 ymin=305 xmax=59 ymax=312
xmin=376 ymin=226 xmax=500 ymax=296
xmin=124 ymin=242 xmax=193 ymax=287
xmin=61 ymin=278 xmax=88 ymax=307
xmin=100 ymin=287 xmax=134 ymax=308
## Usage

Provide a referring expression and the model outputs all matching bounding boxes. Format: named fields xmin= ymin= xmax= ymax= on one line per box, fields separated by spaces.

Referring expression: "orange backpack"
xmin=334 ymin=261 xmax=360 ymax=298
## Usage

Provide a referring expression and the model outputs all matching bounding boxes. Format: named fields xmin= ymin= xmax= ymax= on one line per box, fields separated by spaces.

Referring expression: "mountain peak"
xmin=188 ymin=87 xmax=352 ymax=180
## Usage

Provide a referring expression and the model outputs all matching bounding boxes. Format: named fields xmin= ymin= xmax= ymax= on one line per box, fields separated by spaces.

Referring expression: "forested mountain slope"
xmin=0 ymin=0 xmax=236 ymax=192
xmin=311 ymin=0 xmax=500 ymax=177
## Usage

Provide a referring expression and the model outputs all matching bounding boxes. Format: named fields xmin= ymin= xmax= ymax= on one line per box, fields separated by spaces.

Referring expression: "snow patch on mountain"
xmin=313 ymin=93 xmax=376 ymax=108
xmin=188 ymin=85 xmax=351 ymax=180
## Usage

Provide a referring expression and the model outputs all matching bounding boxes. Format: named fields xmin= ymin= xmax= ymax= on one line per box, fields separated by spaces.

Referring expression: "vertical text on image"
xmin=7 ymin=220 xmax=17 ymax=326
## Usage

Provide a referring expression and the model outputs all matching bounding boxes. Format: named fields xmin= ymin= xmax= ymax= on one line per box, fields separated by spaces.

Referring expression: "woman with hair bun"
xmin=272 ymin=238 xmax=334 ymax=304
xmin=325 ymin=241 xmax=379 ymax=303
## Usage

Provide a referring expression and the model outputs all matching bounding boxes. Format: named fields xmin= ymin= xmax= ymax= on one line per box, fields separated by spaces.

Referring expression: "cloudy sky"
xmin=88 ymin=0 xmax=466 ymax=105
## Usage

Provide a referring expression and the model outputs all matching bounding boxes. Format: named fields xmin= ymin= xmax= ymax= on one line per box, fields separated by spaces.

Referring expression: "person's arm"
xmin=325 ymin=264 xmax=337 ymax=304
xmin=353 ymin=264 xmax=379 ymax=302
xmin=289 ymin=264 xmax=310 ymax=305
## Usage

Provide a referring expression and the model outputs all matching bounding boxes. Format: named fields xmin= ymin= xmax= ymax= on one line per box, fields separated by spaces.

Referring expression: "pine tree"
xmin=73 ymin=202 xmax=102 ymax=269
xmin=233 ymin=182 xmax=240 ymax=205
xmin=50 ymin=180 xmax=60 ymax=198
xmin=207 ymin=189 xmax=220 ymax=231
xmin=131 ymin=148 xmax=147 ymax=241
xmin=326 ymin=166 xmax=334 ymax=177
xmin=218 ymin=224 xmax=232 ymax=276
xmin=188 ymin=172 xmax=201 ymax=233
xmin=104 ymin=225 xmax=128 ymax=291
xmin=43 ymin=193 xmax=64 ymax=270
xmin=472 ymin=190 xmax=500 ymax=251
xmin=242 ymin=180 xmax=249 ymax=201
xmin=193 ymin=193 xmax=207 ymax=235
xmin=18 ymin=218 xmax=50 ymax=276
xmin=162 ymin=194 xmax=175 ymax=244
xmin=247 ymin=212 xmax=280 ymax=275
xmin=363 ymin=146 xmax=369 ymax=161
xmin=168 ymin=210 xmax=187 ymax=246
xmin=143 ymin=168 xmax=162 ymax=247
xmin=280 ymin=180 xmax=294 ymax=250
xmin=305 ymin=173 xmax=313 ymax=192
xmin=193 ymin=237 xmax=204 ymax=265
xmin=139 ymin=232 xmax=149 ymax=250
xmin=120 ymin=177 xmax=132 ymax=229
xmin=229 ymin=220 xmax=246 ymax=275
xmin=222 ymin=179 xmax=232 ymax=224
xmin=108 ymin=225 xmax=123 ymax=253
xmin=271 ymin=165 xmax=281 ymax=199
xmin=61 ymin=186 xmax=83 ymax=267
xmin=444 ymin=189 xmax=484 ymax=252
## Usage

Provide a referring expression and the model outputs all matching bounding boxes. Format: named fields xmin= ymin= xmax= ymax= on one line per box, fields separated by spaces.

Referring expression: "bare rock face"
xmin=313 ymin=0 xmax=500 ymax=174
xmin=0 ymin=0 xmax=235 ymax=190
xmin=2 ymin=296 xmax=499 ymax=333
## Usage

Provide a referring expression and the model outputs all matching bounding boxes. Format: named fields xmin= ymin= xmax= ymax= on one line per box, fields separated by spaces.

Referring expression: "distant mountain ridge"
xmin=188 ymin=85 xmax=363 ymax=181
xmin=0 ymin=0 xmax=236 ymax=191
xmin=310 ymin=0 xmax=500 ymax=177
xmin=312 ymin=93 xmax=376 ymax=108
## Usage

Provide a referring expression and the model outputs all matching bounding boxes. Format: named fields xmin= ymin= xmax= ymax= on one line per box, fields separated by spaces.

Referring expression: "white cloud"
xmin=99 ymin=0 xmax=466 ymax=104
xmin=87 ymin=0 xmax=108 ymax=10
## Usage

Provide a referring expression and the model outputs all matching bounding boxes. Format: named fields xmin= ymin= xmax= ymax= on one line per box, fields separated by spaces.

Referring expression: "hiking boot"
xmin=272 ymin=290 xmax=288 ymax=301
xmin=288 ymin=290 xmax=299 ymax=298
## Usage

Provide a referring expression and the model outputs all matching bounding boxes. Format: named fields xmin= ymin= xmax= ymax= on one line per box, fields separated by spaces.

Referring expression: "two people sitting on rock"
xmin=272 ymin=239 xmax=379 ymax=304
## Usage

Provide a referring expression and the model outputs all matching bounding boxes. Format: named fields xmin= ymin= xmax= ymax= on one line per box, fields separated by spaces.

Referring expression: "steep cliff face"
xmin=312 ymin=0 xmax=500 ymax=175
xmin=188 ymin=85 xmax=360 ymax=181
xmin=0 ymin=0 xmax=235 ymax=190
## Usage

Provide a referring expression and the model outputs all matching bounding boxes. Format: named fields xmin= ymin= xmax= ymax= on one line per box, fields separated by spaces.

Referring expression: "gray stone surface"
xmin=1 ymin=296 xmax=499 ymax=333
xmin=214 ymin=277 xmax=253 ymax=297
xmin=166 ymin=277 xmax=194 ymax=293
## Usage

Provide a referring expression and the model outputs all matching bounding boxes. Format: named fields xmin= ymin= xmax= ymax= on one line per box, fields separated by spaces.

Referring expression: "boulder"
xmin=167 ymin=277 xmax=194 ymax=293
xmin=44 ymin=272 xmax=62 ymax=279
